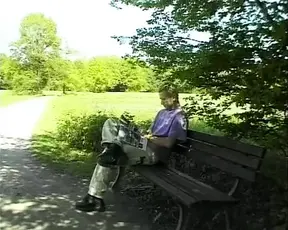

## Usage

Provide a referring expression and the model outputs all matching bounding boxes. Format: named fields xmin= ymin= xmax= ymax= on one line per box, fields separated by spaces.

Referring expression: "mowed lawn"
xmin=31 ymin=92 xmax=196 ymax=175
xmin=32 ymin=92 xmax=219 ymax=176
xmin=31 ymin=92 xmax=287 ymax=188
xmin=33 ymin=92 xmax=231 ymax=135
xmin=33 ymin=92 xmax=193 ymax=135
xmin=0 ymin=90 xmax=35 ymax=107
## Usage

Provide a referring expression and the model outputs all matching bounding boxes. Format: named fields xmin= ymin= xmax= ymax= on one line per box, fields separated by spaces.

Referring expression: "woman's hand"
xmin=147 ymin=136 xmax=176 ymax=148
xmin=139 ymin=129 xmax=151 ymax=135
xmin=143 ymin=134 xmax=154 ymax=140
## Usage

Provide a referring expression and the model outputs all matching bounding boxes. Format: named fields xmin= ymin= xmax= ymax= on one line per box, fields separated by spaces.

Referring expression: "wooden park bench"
xmin=113 ymin=129 xmax=267 ymax=230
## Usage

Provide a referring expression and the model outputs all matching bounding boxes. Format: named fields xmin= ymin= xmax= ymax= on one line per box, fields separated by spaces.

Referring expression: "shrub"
xmin=56 ymin=111 xmax=112 ymax=153
xmin=56 ymin=111 xmax=153 ymax=154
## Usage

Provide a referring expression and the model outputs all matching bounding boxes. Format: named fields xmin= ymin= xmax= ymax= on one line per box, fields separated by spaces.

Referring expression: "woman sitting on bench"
xmin=75 ymin=84 xmax=188 ymax=212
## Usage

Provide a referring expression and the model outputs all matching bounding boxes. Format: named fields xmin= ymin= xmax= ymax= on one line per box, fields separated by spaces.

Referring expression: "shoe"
xmin=98 ymin=143 xmax=128 ymax=166
xmin=75 ymin=194 xmax=105 ymax=212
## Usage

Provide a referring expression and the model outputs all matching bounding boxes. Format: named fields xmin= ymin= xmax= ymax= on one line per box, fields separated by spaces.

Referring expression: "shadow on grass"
xmin=260 ymin=151 xmax=288 ymax=190
xmin=31 ymin=132 xmax=98 ymax=177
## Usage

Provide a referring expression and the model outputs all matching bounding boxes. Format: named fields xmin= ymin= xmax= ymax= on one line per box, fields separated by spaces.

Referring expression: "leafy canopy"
xmin=111 ymin=0 xmax=288 ymax=154
xmin=10 ymin=13 xmax=61 ymax=93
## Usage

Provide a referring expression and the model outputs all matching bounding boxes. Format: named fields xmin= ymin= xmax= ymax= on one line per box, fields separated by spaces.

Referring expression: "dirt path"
xmin=0 ymin=97 xmax=151 ymax=230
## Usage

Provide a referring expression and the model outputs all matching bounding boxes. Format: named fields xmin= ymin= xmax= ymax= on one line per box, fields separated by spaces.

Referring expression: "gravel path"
xmin=0 ymin=97 xmax=151 ymax=230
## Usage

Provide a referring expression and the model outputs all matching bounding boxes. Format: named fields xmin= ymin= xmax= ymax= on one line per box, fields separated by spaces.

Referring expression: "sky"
xmin=0 ymin=0 xmax=209 ymax=59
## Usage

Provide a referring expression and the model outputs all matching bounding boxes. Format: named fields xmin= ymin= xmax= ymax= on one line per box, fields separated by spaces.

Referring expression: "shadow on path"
xmin=0 ymin=136 xmax=151 ymax=230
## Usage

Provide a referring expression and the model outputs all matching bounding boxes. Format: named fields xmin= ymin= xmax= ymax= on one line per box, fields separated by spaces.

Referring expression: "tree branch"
xmin=172 ymin=36 xmax=207 ymax=44
xmin=254 ymin=0 xmax=288 ymax=50
xmin=254 ymin=0 xmax=274 ymax=26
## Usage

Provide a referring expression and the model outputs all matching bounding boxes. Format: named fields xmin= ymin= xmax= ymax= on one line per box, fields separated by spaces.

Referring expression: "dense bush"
xmin=12 ymin=71 xmax=41 ymax=94
xmin=56 ymin=111 xmax=153 ymax=154
xmin=56 ymin=111 xmax=111 ymax=153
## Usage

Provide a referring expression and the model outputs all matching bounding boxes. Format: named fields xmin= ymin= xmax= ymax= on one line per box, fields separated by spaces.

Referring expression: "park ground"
xmin=0 ymin=95 xmax=152 ymax=230
xmin=0 ymin=90 xmax=287 ymax=230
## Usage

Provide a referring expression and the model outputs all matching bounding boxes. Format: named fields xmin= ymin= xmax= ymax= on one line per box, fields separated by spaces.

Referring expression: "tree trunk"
xmin=62 ymin=83 xmax=66 ymax=94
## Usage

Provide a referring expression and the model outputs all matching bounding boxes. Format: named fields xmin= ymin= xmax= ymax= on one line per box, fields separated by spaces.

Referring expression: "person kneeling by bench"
xmin=75 ymin=84 xmax=187 ymax=212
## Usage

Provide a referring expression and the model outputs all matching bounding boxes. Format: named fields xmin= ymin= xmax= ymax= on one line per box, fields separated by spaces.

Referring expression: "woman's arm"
xmin=146 ymin=135 xmax=176 ymax=148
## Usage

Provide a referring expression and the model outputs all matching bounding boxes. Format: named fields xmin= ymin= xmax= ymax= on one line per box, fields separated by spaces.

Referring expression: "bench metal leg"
xmin=176 ymin=204 xmax=193 ymax=230
xmin=224 ymin=209 xmax=231 ymax=230
xmin=111 ymin=166 xmax=125 ymax=190
xmin=212 ymin=178 xmax=239 ymax=228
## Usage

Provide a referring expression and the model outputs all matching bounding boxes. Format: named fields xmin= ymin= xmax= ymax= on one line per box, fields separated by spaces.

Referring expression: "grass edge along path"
xmin=31 ymin=92 xmax=287 ymax=189
xmin=0 ymin=90 xmax=36 ymax=107
xmin=31 ymin=92 xmax=218 ymax=177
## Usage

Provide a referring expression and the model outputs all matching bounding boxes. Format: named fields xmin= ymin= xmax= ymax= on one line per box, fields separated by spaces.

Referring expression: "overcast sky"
xmin=0 ymin=0 xmax=209 ymax=59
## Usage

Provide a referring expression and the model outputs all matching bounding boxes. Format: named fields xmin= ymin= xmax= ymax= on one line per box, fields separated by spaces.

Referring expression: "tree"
xmin=115 ymin=58 xmax=150 ymax=92
xmin=81 ymin=57 xmax=151 ymax=92
xmin=45 ymin=45 xmax=77 ymax=94
xmin=10 ymin=13 xmax=61 ymax=93
xmin=0 ymin=54 xmax=9 ymax=89
xmin=44 ymin=57 xmax=69 ymax=93
xmin=111 ymin=0 xmax=288 ymax=155
xmin=0 ymin=54 xmax=21 ymax=90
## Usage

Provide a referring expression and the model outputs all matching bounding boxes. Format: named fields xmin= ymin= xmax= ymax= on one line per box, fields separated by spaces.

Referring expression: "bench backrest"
xmin=176 ymin=130 xmax=266 ymax=182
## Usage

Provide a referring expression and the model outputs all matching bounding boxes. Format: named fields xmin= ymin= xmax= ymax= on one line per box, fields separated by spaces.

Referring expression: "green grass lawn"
xmin=31 ymin=92 xmax=287 ymax=188
xmin=32 ymin=92 xmax=219 ymax=176
xmin=32 ymin=92 xmax=169 ymax=175
xmin=34 ymin=92 xmax=164 ymax=134
xmin=33 ymin=92 xmax=222 ymax=135
xmin=0 ymin=90 xmax=36 ymax=107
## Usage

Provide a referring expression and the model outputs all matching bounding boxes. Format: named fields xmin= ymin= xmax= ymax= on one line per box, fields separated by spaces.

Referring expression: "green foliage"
xmin=12 ymin=70 xmax=40 ymax=94
xmin=1 ymin=12 xmax=186 ymax=95
xmin=2 ymin=52 xmax=155 ymax=94
xmin=55 ymin=110 xmax=153 ymax=155
xmin=82 ymin=57 xmax=117 ymax=93
xmin=56 ymin=111 xmax=111 ymax=153
xmin=9 ymin=13 xmax=61 ymax=93
xmin=1 ymin=13 xmax=158 ymax=94
xmin=81 ymin=57 xmax=152 ymax=92
xmin=0 ymin=54 xmax=21 ymax=89
xmin=44 ymin=57 xmax=72 ymax=93
xmin=112 ymin=0 xmax=288 ymax=155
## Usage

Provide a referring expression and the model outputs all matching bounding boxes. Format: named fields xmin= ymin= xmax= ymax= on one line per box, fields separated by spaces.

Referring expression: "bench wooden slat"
xmin=188 ymin=130 xmax=265 ymax=158
xmin=187 ymin=138 xmax=261 ymax=169
xmin=134 ymin=165 xmax=237 ymax=207
xmin=183 ymin=149 xmax=257 ymax=181
xmin=129 ymin=128 xmax=267 ymax=230
xmin=157 ymin=167 xmax=237 ymax=204
xmin=133 ymin=165 xmax=197 ymax=207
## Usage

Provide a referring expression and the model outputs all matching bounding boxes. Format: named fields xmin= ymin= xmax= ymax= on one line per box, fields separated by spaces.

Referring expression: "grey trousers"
xmin=88 ymin=118 xmax=161 ymax=198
